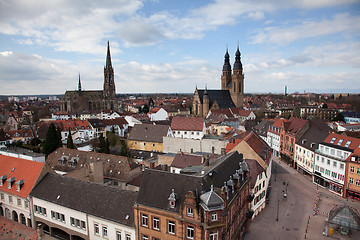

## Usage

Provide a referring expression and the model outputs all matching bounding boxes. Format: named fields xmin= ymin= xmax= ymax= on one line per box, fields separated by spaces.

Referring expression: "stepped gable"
xmin=30 ymin=172 xmax=137 ymax=226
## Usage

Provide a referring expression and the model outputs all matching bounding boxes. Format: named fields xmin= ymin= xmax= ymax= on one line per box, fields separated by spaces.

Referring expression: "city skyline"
xmin=0 ymin=0 xmax=359 ymax=95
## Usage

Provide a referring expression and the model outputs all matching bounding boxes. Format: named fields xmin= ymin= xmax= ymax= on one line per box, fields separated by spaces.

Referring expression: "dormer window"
xmin=330 ymin=137 xmax=336 ymax=144
xmin=0 ymin=175 xmax=7 ymax=186
xmin=168 ymin=189 xmax=177 ymax=209
xmin=7 ymin=177 xmax=16 ymax=189
xmin=337 ymin=139 xmax=343 ymax=145
xmin=187 ymin=207 xmax=193 ymax=217
xmin=16 ymin=179 xmax=24 ymax=192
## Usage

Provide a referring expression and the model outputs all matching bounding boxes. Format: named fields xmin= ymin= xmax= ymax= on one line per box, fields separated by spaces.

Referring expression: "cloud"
xmin=250 ymin=13 xmax=360 ymax=44
xmin=247 ymin=12 xmax=265 ymax=20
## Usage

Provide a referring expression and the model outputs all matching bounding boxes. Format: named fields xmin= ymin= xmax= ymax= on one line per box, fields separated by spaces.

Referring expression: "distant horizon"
xmin=1 ymin=1 xmax=359 ymax=95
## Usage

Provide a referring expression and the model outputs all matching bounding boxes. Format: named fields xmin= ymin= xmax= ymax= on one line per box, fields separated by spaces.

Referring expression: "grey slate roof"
xmin=136 ymin=151 xmax=247 ymax=212
xmin=30 ymin=172 xmax=138 ymax=227
xmin=253 ymin=120 xmax=275 ymax=138
xmin=200 ymin=186 xmax=224 ymax=211
xmin=197 ymin=90 xmax=236 ymax=109
xmin=128 ymin=123 xmax=170 ymax=143
xmin=296 ymin=128 xmax=329 ymax=151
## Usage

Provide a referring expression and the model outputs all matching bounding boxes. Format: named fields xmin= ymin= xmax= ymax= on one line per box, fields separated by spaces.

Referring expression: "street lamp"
xmin=276 ymin=199 xmax=279 ymax=221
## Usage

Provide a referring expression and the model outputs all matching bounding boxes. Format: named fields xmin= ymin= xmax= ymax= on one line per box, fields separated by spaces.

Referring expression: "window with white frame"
xmin=210 ymin=231 xmax=218 ymax=240
xmin=349 ymin=178 xmax=354 ymax=184
xmin=102 ymin=226 xmax=108 ymax=237
xmin=153 ymin=217 xmax=160 ymax=230
xmin=25 ymin=200 xmax=29 ymax=209
xmin=356 ymin=179 xmax=360 ymax=186
xmin=9 ymin=195 xmax=13 ymax=204
xmin=34 ymin=205 xmax=46 ymax=216
xmin=333 ymin=161 xmax=337 ymax=167
xmin=142 ymin=235 xmax=148 ymax=240
xmin=168 ymin=221 xmax=175 ymax=234
xmin=187 ymin=226 xmax=194 ymax=239
xmin=187 ymin=207 xmax=193 ymax=217
xmin=141 ymin=214 xmax=148 ymax=227
xmin=94 ymin=223 xmax=99 ymax=235
xmin=116 ymin=230 xmax=121 ymax=240
xmin=125 ymin=234 xmax=131 ymax=240
xmin=350 ymin=167 xmax=355 ymax=173
xmin=17 ymin=198 xmax=22 ymax=206
xmin=211 ymin=213 xmax=218 ymax=221
xmin=340 ymin=163 xmax=344 ymax=169
xmin=357 ymin=168 xmax=360 ymax=174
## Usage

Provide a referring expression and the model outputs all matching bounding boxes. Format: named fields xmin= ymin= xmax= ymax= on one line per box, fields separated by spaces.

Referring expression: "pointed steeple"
xmin=233 ymin=43 xmax=242 ymax=70
xmin=223 ymin=47 xmax=231 ymax=71
xmin=204 ymin=84 xmax=208 ymax=96
xmin=106 ymin=41 xmax=112 ymax=69
xmin=78 ymin=73 xmax=82 ymax=92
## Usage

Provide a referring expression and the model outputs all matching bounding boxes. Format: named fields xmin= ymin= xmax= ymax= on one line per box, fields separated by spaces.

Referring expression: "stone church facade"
xmin=60 ymin=41 xmax=118 ymax=114
xmin=193 ymin=46 xmax=244 ymax=117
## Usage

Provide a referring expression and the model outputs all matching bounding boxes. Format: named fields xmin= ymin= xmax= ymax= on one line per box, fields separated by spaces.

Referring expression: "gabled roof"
xmin=128 ymin=123 xmax=170 ymax=142
xmin=87 ymin=119 xmax=105 ymax=128
xmin=284 ymin=117 xmax=308 ymax=136
xmin=253 ymin=120 xmax=275 ymax=138
xmin=230 ymin=108 xmax=253 ymax=117
xmin=30 ymin=173 xmax=138 ymax=227
xmin=208 ymin=109 xmax=234 ymax=118
xmin=171 ymin=154 xmax=203 ymax=169
xmin=102 ymin=118 xmax=128 ymax=128
xmin=245 ymin=159 xmax=265 ymax=188
xmin=197 ymin=90 xmax=236 ymax=109
xmin=244 ymin=131 xmax=272 ymax=165
xmin=272 ymin=118 xmax=285 ymax=128
xmin=0 ymin=155 xmax=44 ymax=198
xmin=296 ymin=128 xmax=329 ymax=151
xmin=171 ymin=116 xmax=204 ymax=131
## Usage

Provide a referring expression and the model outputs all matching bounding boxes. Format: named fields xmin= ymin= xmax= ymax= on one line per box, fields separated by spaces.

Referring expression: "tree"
xmin=322 ymin=103 xmax=328 ymax=109
xmin=120 ymin=139 xmax=131 ymax=158
xmin=333 ymin=112 xmax=345 ymax=122
xmin=42 ymin=123 xmax=62 ymax=156
xmin=98 ymin=134 xmax=110 ymax=154
xmin=66 ymin=128 xmax=76 ymax=149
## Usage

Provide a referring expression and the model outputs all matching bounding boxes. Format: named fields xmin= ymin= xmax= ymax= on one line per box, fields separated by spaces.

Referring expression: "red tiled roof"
xmin=285 ymin=117 xmax=308 ymax=135
xmin=324 ymin=133 xmax=360 ymax=150
xmin=209 ymin=109 xmax=234 ymax=118
xmin=226 ymin=139 xmax=243 ymax=153
xmin=0 ymin=155 xmax=44 ymax=198
xmin=171 ymin=116 xmax=205 ymax=131
xmin=272 ymin=118 xmax=285 ymax=128
xmin=102 ymin=118 xmax=128 ymax=128
xmin=244 ymin=131 xmax=272 ymax=165
xmin=148 ymin=107 xmax=161 ymax=114
xmin=230 ymin=108 xmax=253 ymax=117
xmin=0 ymin=216 xmax=38 ymax=240
xmin=170 ymin=153 xmax=203 ymax=168
xmin=6 ymin=129 xmax=35 ymax=138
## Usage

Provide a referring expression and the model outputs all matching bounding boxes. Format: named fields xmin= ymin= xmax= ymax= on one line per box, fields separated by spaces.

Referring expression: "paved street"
xmin=245 ymin=157 xmax=360 ymax=240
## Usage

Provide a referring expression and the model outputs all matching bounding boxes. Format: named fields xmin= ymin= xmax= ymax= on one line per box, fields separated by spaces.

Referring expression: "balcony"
xmin=315 ymin=150 xmax=346 ymax=162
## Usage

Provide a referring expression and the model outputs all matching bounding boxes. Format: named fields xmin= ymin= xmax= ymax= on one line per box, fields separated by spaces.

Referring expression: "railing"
xmin=315 ymin=150 xmax=346 ymax=161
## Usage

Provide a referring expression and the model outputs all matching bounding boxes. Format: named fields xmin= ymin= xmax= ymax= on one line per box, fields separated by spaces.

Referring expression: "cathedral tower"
xmin=103 ymin=41 xmax=117 ymax=110
xmin=221 ymin=48 xmax=232 ymax=91
xmin=231 ymin=45 xmax=244 ymax=107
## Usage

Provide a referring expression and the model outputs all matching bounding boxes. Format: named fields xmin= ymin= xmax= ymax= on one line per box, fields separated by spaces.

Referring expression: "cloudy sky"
xmin=0 ymin=0 xmax=359 ymax=95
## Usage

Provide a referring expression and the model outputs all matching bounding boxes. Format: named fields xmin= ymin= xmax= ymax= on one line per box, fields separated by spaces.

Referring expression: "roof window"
xmin=7 ymin=177 xmax=16 ymax=189
xmin=344 ymin=141 xmax=351 ymax=148
xmin=330 ymin=137 xmax=336 ymax=144
xmin=0 ymin=175 xmax=7 ymax=186
xmin=337 ymin=139 xmax=343 ymax=145
xmin=16 ymin=179 xmax=24 ymax=192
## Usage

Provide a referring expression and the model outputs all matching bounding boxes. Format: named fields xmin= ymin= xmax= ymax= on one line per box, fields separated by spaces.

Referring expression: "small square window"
xmin=187 ymin=207 xmax=193 ymax=217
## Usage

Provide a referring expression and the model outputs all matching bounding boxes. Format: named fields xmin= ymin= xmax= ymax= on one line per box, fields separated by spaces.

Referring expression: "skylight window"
xmin=330 ymin=137 xmax=336 ymax=144
xmin=344 ymin=141 xmax=351 ymax=148
xmin=337 ymin=139 xmax=343 ymax=145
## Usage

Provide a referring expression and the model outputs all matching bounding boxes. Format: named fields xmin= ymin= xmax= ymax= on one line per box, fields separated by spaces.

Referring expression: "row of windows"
xmin=315 ymin=166 xmax=345 ymax=181
xmin=94 ymin=223 xmax=131 ymax=240
xmin=141 ymin=213 xmax=176 ymax=235
xmin=51 ymin=211 xmax=65 ymax=223
xmin=317 ymin=156 xmax=345 ymax=170
xmin=34 ymin=205 xmax=47 ymax=216
xmin=173 ymin=131 xmax=200 ymax=135
xmin=254 ymin=180 xmax=265 ymax=194
xmin=349 ymin=178 xmax=360 ymax=186
xmin=0 ymin=193 xmax=29 ymax=209
xmin=319 ymin=145 xmax=350 ymax=159
xmin=254 ymin=190 xmax=266 ymax=205
xmin=350 ymin=167 xmax=360 ymax=174
xmin=70 ymin=217 xmax=86 ymax=230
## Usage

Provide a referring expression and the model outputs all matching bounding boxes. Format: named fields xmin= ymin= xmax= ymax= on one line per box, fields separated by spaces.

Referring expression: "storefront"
xmin=346 ymin=190 xmax=360 ymax=201
xmin=329 ymin=182 xmax=343 ymax=196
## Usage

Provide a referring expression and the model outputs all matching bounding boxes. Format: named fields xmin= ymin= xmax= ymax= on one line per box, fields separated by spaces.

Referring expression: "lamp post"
xmin=276 ymin=199 xmax=279 ymax=221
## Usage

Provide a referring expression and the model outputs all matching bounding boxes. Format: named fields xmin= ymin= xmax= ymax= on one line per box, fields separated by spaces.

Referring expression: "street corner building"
xmin=134 ymin=151 xmax=252 ymax=240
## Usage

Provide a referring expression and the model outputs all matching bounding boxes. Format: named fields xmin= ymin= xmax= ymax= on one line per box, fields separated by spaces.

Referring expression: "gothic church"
xmin=193 ymin=46 xmax=244 ymax=117
xmin=60 ymin=41 xmax=118 ymax=114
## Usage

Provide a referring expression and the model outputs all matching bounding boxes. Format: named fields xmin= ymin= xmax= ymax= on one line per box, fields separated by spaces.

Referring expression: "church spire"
xmin=233 ymin=43 xmax=242 ymax=70
xmin=223 ymin=47 xmax=231 ymax=71
xmin=78 ymin=73 xmax=82 ymax=92
xmin=106 ymin=41 xmax=112 ymax=69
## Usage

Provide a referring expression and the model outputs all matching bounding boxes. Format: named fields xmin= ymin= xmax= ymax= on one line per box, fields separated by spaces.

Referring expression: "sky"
xmin=0 ymin=0 xmax=359 ymax=95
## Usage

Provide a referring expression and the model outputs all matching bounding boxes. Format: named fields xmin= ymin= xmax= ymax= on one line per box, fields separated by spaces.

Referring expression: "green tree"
xmin=333 ymin=112 xmax=345 ymax=122
xmin=66 ymin=128 xmax=76 ymax=149
xmin=322 ymin=103 xmax=328 ymax=109
xmin=42 ymin=123 xmax=62 ymax=156
xmin=98 ymin=134 xmax=110 ymax=154
xmin=120 ymin=139 xmax=131 ymax=158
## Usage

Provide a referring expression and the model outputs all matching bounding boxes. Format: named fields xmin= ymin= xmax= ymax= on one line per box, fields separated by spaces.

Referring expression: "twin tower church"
xmin=193 ymin=46 xmax=245 ymax=117
xmin=60 ymin=42 xmax=244 ymax=116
